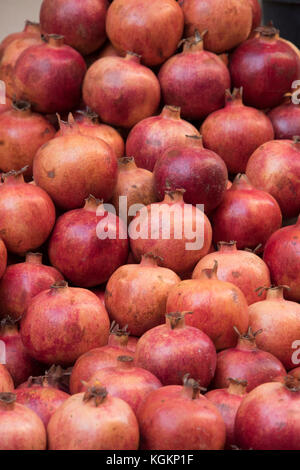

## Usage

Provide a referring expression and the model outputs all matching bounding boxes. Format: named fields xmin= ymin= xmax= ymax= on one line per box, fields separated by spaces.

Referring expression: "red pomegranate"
xmin=0 ymin=366 xmax=14 ymax=393
xmin=230 ymin=26 xmax=300 ymax=109
xmin=0 ymin=168 xmax=56 ymax=254
xmin=248 ymin=286 xmax=300 ymax=370
xmin=166 ymin=263 xmax=249 ymax=350
xmin=213 ymin=327 xmax=287 ymax=392
xmin=263 ymin=217 xmax=300 ymax=302
xmin=235 ymin=377 xmax=300 ymax=450
xmin=246 ymin=138 xmax=300 ymax=218
xmin=14 ymin=34 xmax=86 ymax=114
xmin=212 ymin=174 xmax=282 ymax=251
xmin=126 ymin=105 xmax=200 ymax=172
xmin=201 ymin=88 xmax=275 ymax=173
xmin=290 ymin=367 xmax=300 ymax=380
xmin=105 ymin=253 xmax=180 ymax=336
xmin=205 ymin=378 xmax=248 ymax=449
xmin=158 ymin=31 xmax=231 ymax=120
xmin=20 ymin=281 xmax=110 ymax=365
xmin=0 ymin=252 xmax=63 ymax=320
xmin=137 ymin=375 xmax=226 ymax=450
xmin=268 ymin=94 xmax=300 ymax=139
xmin=83 ymin=52 xmax=161 ymax=128
xmin=154 ymin=135 xmax=228 ymax=212
xmin=98 ymin=42 xmax=123 ymax=59
xmin=129 ymin=189 xmax=212 ymax=275
xmin=0 ymin=392 xmax=46 ymax=450
xmin=0 ymin=21 xmax=41 ymax=60
xmin=135 ymin=312 xmax=217 ymax=387
xmin=192 ymin=241 xmax=271 ymax=305
xmin=106 ymin=0 xmax=184 ymax=66
xmin=40 ymin=0 xmax=108 ymax=56
xmin=179 ymin=0 xmax=252 ymax=53
xmin=248 ymin=0 xmax=262 ymax=31
xmin=0 ymin=239 xmax=7 ymax=279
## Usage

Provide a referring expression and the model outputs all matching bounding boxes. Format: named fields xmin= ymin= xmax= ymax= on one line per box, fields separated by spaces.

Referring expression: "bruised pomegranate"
xmin=20 ymin=281 xmax=110 ymax=365
xmin=135 ymin=312 xmax=217 ymax=387
xmin=48 ymin=386 xmax=139 ymax=450
xmin=201 ymin=88 xmax=274 ymax=174
xmin=106 ymin=0 xmax=184 ymax=66
xmin=126 ymin=105 xmax=200 ymax=172
xmin=0 ymin=239 xmax=7 ymax=279
xmin=0 ymin=21 xmax=41 ymax=60
xmin=105 ymin=253 xmax=180 ymax=336
xmin=83 ymin=52 xmax=161 ymax=128
xmin=192 ymin=241 xmax=271 ymax=305
xmin=167 ymin=263 xmax=249 ymax=350
xmin=158 ymin=31 xmax=231 ymax=120
xmin=0 ymin=366 xmax=14 ymax=393
xmin=14 ymin=34 xmax=86 ymax=114
xmin=268 ymin=94 xmax=300 ymax=139
xmin=213 ymin=327 xmax=286 ymax=392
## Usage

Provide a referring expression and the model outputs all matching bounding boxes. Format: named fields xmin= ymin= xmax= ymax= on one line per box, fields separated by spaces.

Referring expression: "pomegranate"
xmin=105 ymin=253 xmax=180 ymax=336
xmin=40 ymin=0 xmax=108 ymax=56
xmin=69 ymin=324 xmax=134 ymax=394
xmin=179 ymin=0 xmax=252 ymax=53
xmin=129 ymin=189 xmax=212 ymax=275
xmin=49 ymin=196 xmax=128 ymax=287
xmin=14 ymin=34 xmax=86 ymax=114
xmin=137 ymin=375 xmax=226 ymax=450
xmin=205 ymin=378 xmax=248 ymax=449
xmin=212 ymin=174 xmax=282 ymax=251
xmin=0 ymin=21 xmax=41 ymax=60
xmin=235 ymin=377 xmax=300 ymax=450
xmin=20 ymin=281 xmax=110 ymax=365
xmin=248 ymin=286 xmax=300 ymax=370
xmin=192 ymin=241 xmax=271 ymax=305
xmin=158 ymin=31 xmax=231 ymax=120
xmin=268 ymin=94 xmax=300 ymax=139
xmin=0 ymin=101 xmax=55 ymax=177
xmin=106 ymin=0 xmax=184 ymax=66
xmin=17 ymin=364 xmax=72 ymax=394
xmin=167 ymin=263 xmax=249 ymax=350
xmin=0 ymin=252 xmax=63 ymax=321
xmin=0 ymin=168 xmax=56 ymax=254
xmin=290 ymin=368 xmax=300 ymax=380
xmin=246 ymin=137 xmax=300 ymax=218
xmin=83 ymin=52 xmax=161 ymax=128
xmin=0 ymin=393 xmax=46 ymax=450
xmin=126 ymin=105 xmax=200 ymax=172
xmin=230 ymin=26 xmax=300 ymax=109
xmin=201 ymin=88 xmax=275 ymax=173
xmin=0 ymin=366 xmax=14 ymax=393
xmin=263 ymin=216 xmax=300 ymax=302
xmin=213 ymin=327 xmax=287 ymax=392
xmin=98 ymin=41 xmax=123 ymax=59
xmin=48 ymin=386 xmax=139 ymax=450
xmin=135 ymin=312 xmax=217 ymax=387
xmin=248 ymin=0 xmax=262 ymax=31
xmin=0 ymin=239 xmax=7 ymax=279
xmin=154 ymin=135 xmax=228 ymax=212
xmin=0 ymin=97 xmax=12 ymax=114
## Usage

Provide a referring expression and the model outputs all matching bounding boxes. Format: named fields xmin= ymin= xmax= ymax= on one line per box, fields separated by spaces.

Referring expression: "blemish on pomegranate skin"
xmin=231 ymin=271 xmax=240 ymax=278
xmin=47 ymin=170 xmax=55 ymax=178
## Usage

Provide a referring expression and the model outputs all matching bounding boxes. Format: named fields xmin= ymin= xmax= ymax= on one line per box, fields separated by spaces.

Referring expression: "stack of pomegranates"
xmin=0 ymin=0 xmax=300 ymax=450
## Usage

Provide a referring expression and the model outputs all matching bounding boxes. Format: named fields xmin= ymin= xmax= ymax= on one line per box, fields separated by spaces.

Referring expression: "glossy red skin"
xmin=83 ymin=54 xmax=161 ymax=128
xmin=201 ymin=98 xmax=274 ymax=173
xmin=137 ymin=385 xmax=226 ymax=450
xmin=213 ymin=339 xmax=287 ymax=392
xmin=263 ymin=220 xmax=300 ymax=302
xmin=192 ymin=244 xmax=271 ymax=305
xmin=235 ymin=382 xmax=300 ymax=450
xmin=154 ymin=143 xmax=228 ymax=212
xmin=33 ymin=134 xmax=118 ymax=210
xmin=230 ymin=36 xmax=300 ymax=109
xmin=0 ymin=365 xmax=14 ymax=392
xmin=20 ymin=286 xmax=110 ymax=365
xmin=106 ymin=0 xmax=184 ymax=66
xmin=40 ymin=0 xmax=108 ymax=55
xmin=166 ymin=279 xmax=249 ymax=350
xmin=48 ymin=206 xmax=128 ymax=287
xmin=15 ymin=385 xmax=69 ymax=427
xmin=14 ymin=40 xmax=87 ymax=114
xmin=268 ymin=102 xmax=300 ymax=139
xmin=290 ymin=367 xmax=300 ymax=379
xmin=246 ymin=140 xmax=300 ymax=218
xmin=126 ymin=107 xmax=200 ymax=171
xmin=248 ymin=0 xmax=262 ymax=31
xmin=0 ymin=258 xmax=63 ymax=320
xmin=0 ymin=401 xmax=46 ymax=450
xmin=0 ymin=22 xmax=41 ymax=60
xmin=0 ymin=239 xmax=7 ymax=279
xmin=0 ymin=177 xmax=56 ymax=254
xmin=212 ymin=177 xmax=282 ymax=251
xmin=134 ymin=322 xmax=217 ymax=387
xmin=179 ymin=0 xmax=252 ymax=53
xmin=48 ymin=392 xmax=139 ymax=450
xmin=158 ymin=49 xmax=231 ymax=120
